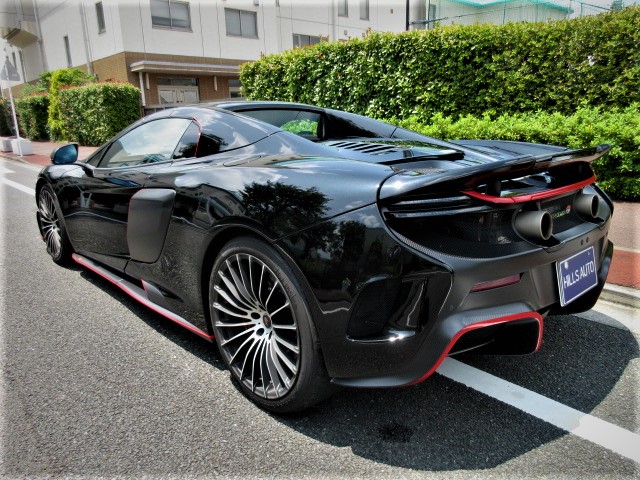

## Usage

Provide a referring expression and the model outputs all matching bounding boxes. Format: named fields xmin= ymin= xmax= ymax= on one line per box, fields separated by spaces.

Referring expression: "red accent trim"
xmin=406 ymin=311 xmax=544 ymax=386
xmin=72 ymin=253 xmax=215 ymax=341
xmin=464 ymin=175 xmax=596 ymax=204
xmin=470 ymin=273 xmax=522 ymax=292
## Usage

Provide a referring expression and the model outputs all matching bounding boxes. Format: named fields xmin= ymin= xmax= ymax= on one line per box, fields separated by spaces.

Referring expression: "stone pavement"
xmin=1 ymin=137 xmax=638 ymax=308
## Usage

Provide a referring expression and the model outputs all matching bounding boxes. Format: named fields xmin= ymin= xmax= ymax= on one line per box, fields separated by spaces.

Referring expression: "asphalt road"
xmin=1 ymin=157 xmax=639 ymax=478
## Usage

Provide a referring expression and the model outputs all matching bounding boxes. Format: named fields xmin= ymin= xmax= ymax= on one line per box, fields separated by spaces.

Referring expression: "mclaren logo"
xmin=549 ymin=205 xmax=572 ymax=220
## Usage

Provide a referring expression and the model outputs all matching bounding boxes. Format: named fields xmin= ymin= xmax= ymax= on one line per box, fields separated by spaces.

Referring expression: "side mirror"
xmin=51 ymin=143 xmax=79 ymax=165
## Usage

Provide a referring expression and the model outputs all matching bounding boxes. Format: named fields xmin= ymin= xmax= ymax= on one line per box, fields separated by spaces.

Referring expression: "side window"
xmin=237 ymin=109 xmax=321 ymax=141
xmin=173 ymin=121 xmax=200 ymax=159
xmin=100 ymin=118 xmax=192 ymax=168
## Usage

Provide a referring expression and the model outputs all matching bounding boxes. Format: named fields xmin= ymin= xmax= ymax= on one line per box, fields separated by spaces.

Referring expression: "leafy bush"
xmin=20 ymin=71 xmax=52 ymax=97
xmin=241 ymin=7 xmax=640 ymax=119
xmin=0 ymin=99 xmax=12 ymax=136
xmin=388 ymin=105 xmax=640 ymax=200
xmin=47 ymin=68 xmax=96 ymax=140
xmin=58 ymin=82 xmax=141 ymax=145
xmin=15 ymin=93 xmax=50 ymax=140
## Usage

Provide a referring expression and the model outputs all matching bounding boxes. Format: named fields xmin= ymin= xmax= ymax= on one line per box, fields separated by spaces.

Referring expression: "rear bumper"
xmin=327 ymin=217 xmax=613 ymax=388
xmin=333 ymin=236 xmax=613 ymax=387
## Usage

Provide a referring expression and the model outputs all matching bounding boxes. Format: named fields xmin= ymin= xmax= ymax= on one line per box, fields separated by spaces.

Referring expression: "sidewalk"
xmin=0 ymin=139 xmax=98 ymax=166
xmin=1 ymin=137 xmax=638 ymax=308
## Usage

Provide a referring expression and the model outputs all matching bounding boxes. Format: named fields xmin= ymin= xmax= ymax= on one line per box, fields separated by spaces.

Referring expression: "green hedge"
xmin=388 ymin=105 xmax=640 ymax=200
xmin=240 ymin=7 xmax=640 ymax=119
xmin=15 ymin=93 xmax=50 ymax=140
xmin=0 ymin=99 xmax=12 ymax=136
xmin=58 ymin=82 xmax=141 ymax=146
xmin=47 ymin=68 xmax=96 ymax=140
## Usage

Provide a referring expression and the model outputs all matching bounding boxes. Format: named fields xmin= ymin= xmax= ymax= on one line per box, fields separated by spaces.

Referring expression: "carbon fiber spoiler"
xmin=378 ymin=144 xmax=611 ymax=201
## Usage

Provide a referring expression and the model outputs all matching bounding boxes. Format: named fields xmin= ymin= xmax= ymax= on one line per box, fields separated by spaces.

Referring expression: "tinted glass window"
xmin=236 ymin=109 xmax=321 ymax=141
xmin=100 ymin=118 xmax=192 ymax=168
xmin=173 ymin=121 xmax=200 ymax=159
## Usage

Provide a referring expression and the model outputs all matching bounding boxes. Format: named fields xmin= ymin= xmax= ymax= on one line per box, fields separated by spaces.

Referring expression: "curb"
xmin=601 ymin=283 xmax=640 ymax=310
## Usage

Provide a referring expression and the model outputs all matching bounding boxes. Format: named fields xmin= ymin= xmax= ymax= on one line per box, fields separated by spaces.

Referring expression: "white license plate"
xmin=556 ymin=246 xmax=598 ymax=306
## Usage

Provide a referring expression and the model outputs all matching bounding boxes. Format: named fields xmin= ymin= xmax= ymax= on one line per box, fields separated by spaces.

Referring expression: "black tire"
xmin=37 ymin=184 xmax=74 ymax=266
xmin=209 ymin=236 xmax=335 ymax=413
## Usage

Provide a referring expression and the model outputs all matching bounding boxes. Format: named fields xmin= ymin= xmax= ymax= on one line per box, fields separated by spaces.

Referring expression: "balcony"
xmin=0 ymin=8 xmax=38 ymax=48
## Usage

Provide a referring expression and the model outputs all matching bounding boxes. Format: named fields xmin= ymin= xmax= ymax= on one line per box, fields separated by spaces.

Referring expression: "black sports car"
xmin=36 ymin=101 xmax=614 ymax=412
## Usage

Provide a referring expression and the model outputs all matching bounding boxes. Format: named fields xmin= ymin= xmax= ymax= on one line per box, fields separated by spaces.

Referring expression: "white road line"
xmin=438 ymin=357 xmax=640 ymax=464
xmin=0 ymin=157 xmax=42 ymax=172
xmin=0 ymin=177 xmax=35 ymax=196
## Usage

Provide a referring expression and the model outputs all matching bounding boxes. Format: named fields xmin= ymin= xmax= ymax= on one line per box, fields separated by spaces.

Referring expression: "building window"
xmin=228 ymin=79 xmax=242 ymax=98
xmin=63 ymin=36 xmax=72 ymax=67
xmin=151 ymin=0 xmax=191 ymax=30
xmin=225 ymin=8 xmax=258 ymax=38
xmin=338 ymin=0 xmax=348 ymax=17
xmin=360 ymin=0 xmax=369 ymax=20
xmin=96 ymin=2 xmax=106 ymax=33
xmin=157 ymin=77 xmax=197 ymax=86
xmin=293 ymin=34 xmax=321 ymax=48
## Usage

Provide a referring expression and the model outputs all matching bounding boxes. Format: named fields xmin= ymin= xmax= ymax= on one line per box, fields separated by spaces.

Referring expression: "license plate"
xmin=556 ymin=246 xmax=598 ymax=306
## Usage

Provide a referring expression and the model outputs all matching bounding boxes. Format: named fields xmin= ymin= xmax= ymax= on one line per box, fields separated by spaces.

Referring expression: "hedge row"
xmin=15 ymin=93 xmax=49 ymax=140
xmin=47 ymin=68 xmax=96 ymax=141
xmin=0 ymin=99 xmax=11 ymax=136
xmin=388 ymin=105 xmax=640 ymax=200
xmin=58 ymin=82 xmax=141 ymax=145
xmin=240 ymin=7 xmax=640 ymax=120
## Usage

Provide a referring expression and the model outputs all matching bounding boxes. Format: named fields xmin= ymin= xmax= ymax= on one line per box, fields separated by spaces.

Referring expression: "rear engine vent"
xmin=325 ymin=140 xmax=401 ymax=156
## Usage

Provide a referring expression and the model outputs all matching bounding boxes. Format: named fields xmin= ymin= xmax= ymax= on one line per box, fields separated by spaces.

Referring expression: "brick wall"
xmin=87 ymin=51 xmax=243 ymax=105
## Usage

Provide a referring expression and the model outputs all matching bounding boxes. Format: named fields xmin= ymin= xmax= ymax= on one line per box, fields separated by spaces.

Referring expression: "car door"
xmin=60 ymin=117 xmax=198 ymax=269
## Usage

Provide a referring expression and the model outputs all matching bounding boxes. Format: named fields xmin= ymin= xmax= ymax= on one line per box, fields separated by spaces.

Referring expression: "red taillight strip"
xmin=464 ymin=175 xmax=596 ymax=204
xmin=72 ymin=253 xmax=215 ymax=341
xmin=406 ymin=311 xmax=544 ymax=386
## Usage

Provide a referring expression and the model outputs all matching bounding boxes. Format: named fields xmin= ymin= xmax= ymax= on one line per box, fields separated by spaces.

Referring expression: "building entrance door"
xmin=158 ymin=86 xmax=200 ymax=105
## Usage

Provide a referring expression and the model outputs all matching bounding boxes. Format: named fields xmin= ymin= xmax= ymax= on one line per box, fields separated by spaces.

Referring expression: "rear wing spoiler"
xmin=378 ymin=144 xmax=611 ymax=202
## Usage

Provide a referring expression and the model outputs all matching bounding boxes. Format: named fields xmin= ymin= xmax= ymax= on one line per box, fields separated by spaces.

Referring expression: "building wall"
xmin=2 ymin=0 xmax=571 ymax=103
xmin=38 ymin=2 xmax=87 ymax=71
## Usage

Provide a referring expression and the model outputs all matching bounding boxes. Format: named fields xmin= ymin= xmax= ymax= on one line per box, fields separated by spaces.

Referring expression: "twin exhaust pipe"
xmin=514 ymin=193 xmax=600 ymax=242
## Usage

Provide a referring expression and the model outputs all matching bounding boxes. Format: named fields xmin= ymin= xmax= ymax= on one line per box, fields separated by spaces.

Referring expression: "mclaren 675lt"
xmin=36 ymin=101 xmax=614 ymax=412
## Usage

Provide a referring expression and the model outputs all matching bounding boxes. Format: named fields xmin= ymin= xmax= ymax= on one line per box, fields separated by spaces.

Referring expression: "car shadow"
xmin=78 ymin=270 xmax=227 ymax=370
xmin=79 ymin=270 xmax=639 ymax=471
xmin=275 ymin=314 xmax=638 ymax=471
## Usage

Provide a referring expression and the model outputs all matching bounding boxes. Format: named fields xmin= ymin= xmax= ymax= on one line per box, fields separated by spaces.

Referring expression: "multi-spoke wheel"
xmin=209 ymin=237 xmax=334 ymax=413
xmin=37 ymin=185 xmax=73 ymax=265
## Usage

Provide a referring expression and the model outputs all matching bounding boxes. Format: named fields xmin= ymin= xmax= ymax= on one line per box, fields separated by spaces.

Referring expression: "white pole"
xmin=0 ymin=57 xmax=23 ymax=156
xmin=7 ymin=84 xmax=22 ymax=156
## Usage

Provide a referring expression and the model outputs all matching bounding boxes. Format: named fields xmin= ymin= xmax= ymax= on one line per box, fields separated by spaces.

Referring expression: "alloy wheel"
xmin=39 ymin=188 xmax=62 ymax=259
xmin=211 ymin=253 xmax=300 ymax=400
